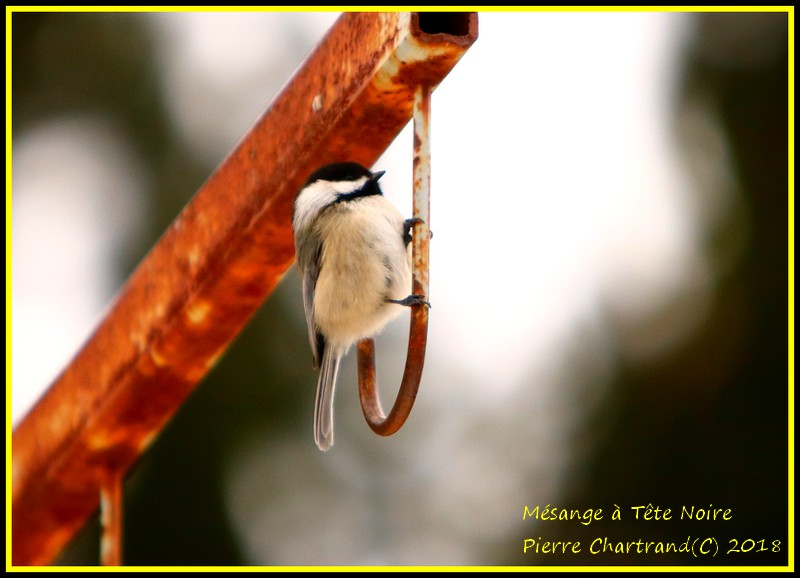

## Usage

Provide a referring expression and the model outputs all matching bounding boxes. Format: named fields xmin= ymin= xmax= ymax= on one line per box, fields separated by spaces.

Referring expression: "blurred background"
xmin=11 ymin=10 xmax=789 ymax=566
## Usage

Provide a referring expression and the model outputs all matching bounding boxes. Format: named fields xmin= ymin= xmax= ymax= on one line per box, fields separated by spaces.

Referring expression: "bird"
xmin=292 ymin=162 xmax=428 ymax=450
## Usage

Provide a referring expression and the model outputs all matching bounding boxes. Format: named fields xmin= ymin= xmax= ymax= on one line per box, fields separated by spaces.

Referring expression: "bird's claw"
xmin=387 ymin=294 xmax=431 ymax=308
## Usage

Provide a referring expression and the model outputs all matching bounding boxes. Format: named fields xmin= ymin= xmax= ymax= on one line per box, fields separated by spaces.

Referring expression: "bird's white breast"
xmin=313 ymin=196 xmax=411 ymax=350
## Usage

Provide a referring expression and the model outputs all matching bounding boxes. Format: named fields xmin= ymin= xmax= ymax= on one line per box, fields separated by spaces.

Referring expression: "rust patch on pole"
xmin=11 ymin=12 xmax=477 ymax=566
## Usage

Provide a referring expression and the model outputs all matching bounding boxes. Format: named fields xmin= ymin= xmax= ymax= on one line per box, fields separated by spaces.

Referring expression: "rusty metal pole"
xmin=99 ymin=470 xmax=124 ymax=566
xmin=357 ymin=83 xmax=432 ymax=436
xmin=11 ymin=12 xmax=477 ymax=566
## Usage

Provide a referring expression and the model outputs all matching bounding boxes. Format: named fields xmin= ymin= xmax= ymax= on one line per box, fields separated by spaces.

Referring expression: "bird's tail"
xmin=313 ymin=346 xmax=340 ymax=451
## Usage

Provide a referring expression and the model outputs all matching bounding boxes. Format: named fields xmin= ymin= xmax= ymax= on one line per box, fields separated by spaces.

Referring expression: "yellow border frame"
xmin=5 ymin=5 xmax=794 ymax=572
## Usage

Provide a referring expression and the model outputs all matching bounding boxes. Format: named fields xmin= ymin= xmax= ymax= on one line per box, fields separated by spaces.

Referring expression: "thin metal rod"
xmin=99 ymin=470 xmax=123 ymax=566
xmin=11 ymin=13 xmax=476 ymax=566
xmin=357 ymin=84 xmax=431 ymax=436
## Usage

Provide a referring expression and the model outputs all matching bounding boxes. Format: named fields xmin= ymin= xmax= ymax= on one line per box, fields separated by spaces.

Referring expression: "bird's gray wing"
xmin=297 ymin=233 xmax=324 ymax=370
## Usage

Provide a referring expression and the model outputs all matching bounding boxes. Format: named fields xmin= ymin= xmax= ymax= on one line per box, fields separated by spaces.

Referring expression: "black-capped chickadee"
xmin=293 ymin=162 xmax=428 ymax=451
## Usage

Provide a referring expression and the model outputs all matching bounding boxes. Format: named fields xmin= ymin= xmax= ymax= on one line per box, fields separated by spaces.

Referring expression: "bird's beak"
xmin=370 ymin=170 xmax=386 ymax=182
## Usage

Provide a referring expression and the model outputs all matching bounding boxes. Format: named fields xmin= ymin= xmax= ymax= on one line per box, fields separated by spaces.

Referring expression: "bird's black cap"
xmin=304 ymin=162 xmax=382 ymax=186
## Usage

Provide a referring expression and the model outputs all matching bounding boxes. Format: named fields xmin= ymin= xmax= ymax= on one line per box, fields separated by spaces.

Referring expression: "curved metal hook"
xmin=357 ymin=84 xmax=432 ymax=436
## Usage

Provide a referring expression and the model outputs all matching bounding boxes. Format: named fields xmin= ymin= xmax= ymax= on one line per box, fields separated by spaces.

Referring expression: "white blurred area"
xmin=12 ymin=116 xmax=147 ymax=423
xmin=12 ymin=11 xmax=731 ymax=565
xmin=146 ymin=12 xmax=338 ymax=166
